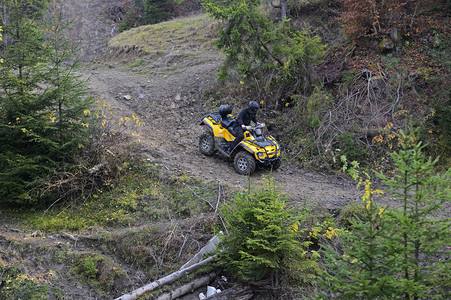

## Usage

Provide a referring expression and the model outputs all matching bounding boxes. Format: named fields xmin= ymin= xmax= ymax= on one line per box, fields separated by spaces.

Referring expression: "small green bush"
xmin=435 ymin=102 xmax=451 ymax=149
xmin=305 ymin=88 xmax=333 ymax=129
xmin=75 ymin=255 xmax=99 ymax=279
xmin=218 ymin=177 xmax=318 ymax=285
xmin=336 ymin=202 xmax=367 ymax=228
xmin=72 ymin=253 xmax=125 ymax=295
xmin=337 ymin=132 xmax=368 ymax=163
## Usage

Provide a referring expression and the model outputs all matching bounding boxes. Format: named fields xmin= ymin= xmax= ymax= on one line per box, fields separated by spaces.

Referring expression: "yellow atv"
xmin=199 ymin=105 xmax=281 ymax=175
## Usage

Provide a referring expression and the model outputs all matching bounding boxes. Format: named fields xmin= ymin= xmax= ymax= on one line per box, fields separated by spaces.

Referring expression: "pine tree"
xmin=202 ymin=0 xmax=325 ymax=106
xmin=320 ymin=177 xmax=399 ymax=299
xmin=219 ymin=177 xmax=318 ymax=286
xmin=378 ymin=129 xmax=451 ymax=298
xmin=320 ymin=129 xmax=450 ymax=299
xmin=44 ymin=0 xmax=91 ymax=154
xmin=0 ymin=0 xmax=91 ymax=205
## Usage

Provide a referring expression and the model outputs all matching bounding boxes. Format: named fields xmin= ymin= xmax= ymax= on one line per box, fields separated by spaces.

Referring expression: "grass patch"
xmin=123 ymin=59 xmax=146 ymax=71
xmin=0 ymin=265 xmax=49 ymax=300
xmin=70 ymin=252 xmax=125 ymax=297
xmin=2 ymin=162 xmax=218 ymax=234
xmin=0 ymin=243 xmax=74 ymax=300
xmin=109 ymin=14 xmax=218 ymax=56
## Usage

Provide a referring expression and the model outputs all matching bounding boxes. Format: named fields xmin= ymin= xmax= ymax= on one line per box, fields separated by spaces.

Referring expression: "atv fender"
xmin=201 ymin=114 xmax=236 ymax=142
xmin=238 ymin=142 xmax=255 ymax=155
xmin=200 ymin=119 xmax=214 ymax=130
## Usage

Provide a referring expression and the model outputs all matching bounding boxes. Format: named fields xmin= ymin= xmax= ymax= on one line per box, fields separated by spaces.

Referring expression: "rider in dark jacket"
xmin=226 ymin=101 xmax=260 ymax=153
xmin=237 ymin=101 xmax=260 ymax=129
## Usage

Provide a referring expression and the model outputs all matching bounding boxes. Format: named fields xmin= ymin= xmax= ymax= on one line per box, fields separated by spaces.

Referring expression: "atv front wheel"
xmin=234 ymin=151 xmax=256 ymax=175
xmin=272 ymin=158 xmax=281 ymax=171
xmin=199 ymin=131 xmax=216 ymax=156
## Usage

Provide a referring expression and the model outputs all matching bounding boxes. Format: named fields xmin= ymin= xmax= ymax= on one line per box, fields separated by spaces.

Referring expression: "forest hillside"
xmin=0 ymin=0 xmax=449 ymax=299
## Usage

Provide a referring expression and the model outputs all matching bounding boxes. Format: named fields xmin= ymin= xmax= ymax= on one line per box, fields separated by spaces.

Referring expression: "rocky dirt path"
xmin=84 ymin=63 xmax=362 ymax=210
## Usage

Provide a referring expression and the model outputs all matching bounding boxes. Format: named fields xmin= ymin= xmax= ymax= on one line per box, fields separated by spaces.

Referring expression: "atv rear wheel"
xmin=199 ymin=130 xmax=216 ymax=156
xmin=234 ymin=151 xmax=256 ymax=175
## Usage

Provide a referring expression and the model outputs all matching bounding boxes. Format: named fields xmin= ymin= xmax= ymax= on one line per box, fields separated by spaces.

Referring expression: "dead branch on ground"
xmin=115 ymin=254 xmax=217 ymax=300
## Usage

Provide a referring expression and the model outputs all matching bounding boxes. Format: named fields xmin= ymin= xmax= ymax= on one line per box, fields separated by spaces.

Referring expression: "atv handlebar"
xmin=244 ymin=123 xmax=265 ymax=131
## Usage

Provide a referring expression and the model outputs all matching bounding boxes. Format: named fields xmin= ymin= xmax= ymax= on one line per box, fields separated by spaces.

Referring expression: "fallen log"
xmin=114 ymin=255 xmax=217 ymax=300
xmin=205 ymin=287 xmax=253 ymax=300
xmin=156 ymin=272 xmax=217 ymax=300
xmin=180 ymin=234 xmax=222 ymax=270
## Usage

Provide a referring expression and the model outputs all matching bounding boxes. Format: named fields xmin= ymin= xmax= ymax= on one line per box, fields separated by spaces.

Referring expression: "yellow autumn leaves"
xmin=84 ymin=101 xmax=145 ymax=141
xmin=359 ymin=178 xmax=384 ymax=211
xmin=290 ymin=221 xmax=340 ymax=240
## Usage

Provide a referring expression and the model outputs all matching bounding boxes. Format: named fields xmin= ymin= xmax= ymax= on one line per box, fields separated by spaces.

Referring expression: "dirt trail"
xmin=85 ymin=64 xmax=361 ymax=210
xmin=56 ymin=0 xmax=361 ymax=209
xmin=50 ymin=0 xmax=363 ymax=208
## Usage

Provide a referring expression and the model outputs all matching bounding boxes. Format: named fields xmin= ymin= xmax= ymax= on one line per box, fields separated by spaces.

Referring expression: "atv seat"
xmin=221 ymin=115 xmax=235 ymax=129
xmin=219 ymin=104 xmax=236 ymax=134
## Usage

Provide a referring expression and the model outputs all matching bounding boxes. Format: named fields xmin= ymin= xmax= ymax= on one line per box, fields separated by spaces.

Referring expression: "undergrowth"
xmin=0 ymin=160 xmax=221 ymax=298
xmin=0 ymin=264 xmax=49 ymax=300
xmin=1 ymin=162 xmax=217 ymax=233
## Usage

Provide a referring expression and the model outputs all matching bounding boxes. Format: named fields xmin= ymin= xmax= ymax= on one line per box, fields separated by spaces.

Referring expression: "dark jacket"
xmin=237 ymin=107 xmax=257 ymax=126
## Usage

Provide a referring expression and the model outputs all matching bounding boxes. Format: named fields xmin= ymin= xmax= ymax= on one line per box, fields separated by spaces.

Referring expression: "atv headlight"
xmin=257 ymin=152 xmax=265 ymax=159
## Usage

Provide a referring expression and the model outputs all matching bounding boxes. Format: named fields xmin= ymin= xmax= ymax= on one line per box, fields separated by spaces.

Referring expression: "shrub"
xmin=435 ymin=102 xmax=451 ymax=149
xmin=218 ymin=177 xmax=318 ymax=286
xmin=0 ymin=265 xmax=49 ymax=300
xmin=114 ymin=0 xmax=203 ymax=31
xmin=337 ymin=132 xmax=368 ymax=163
xmin=336 ymin=202 xmax=367 ymax=228
xmin=305 ymin=88 xmax=334 ymax=129
xmin=72 ymin=253 xmax=125 ymax=295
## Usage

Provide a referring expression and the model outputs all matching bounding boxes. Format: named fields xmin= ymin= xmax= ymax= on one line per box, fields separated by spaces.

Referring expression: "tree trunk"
xmin=280 ymin=0 xmax=287 ymax=21
xmin=269 ymin=0 xmax=287 ymax=21
xmin=156 ymin=272 xmax=217 ymax=300
xmin=115 ymin=255 xmax=217 ymax=300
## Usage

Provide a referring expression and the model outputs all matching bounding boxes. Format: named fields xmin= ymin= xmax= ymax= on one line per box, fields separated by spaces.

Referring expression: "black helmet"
xmin=249 ymin=101 xmax=259 ymax=114
xmin=219 ymin=104 xmax=232 ymax=117
xmin=249 ymin=101 xmax=259 ymax=110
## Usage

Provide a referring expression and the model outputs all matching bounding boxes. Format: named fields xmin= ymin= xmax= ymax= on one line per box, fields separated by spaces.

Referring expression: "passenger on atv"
xmin=218 ymin=104 xmax=242 ymax=154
